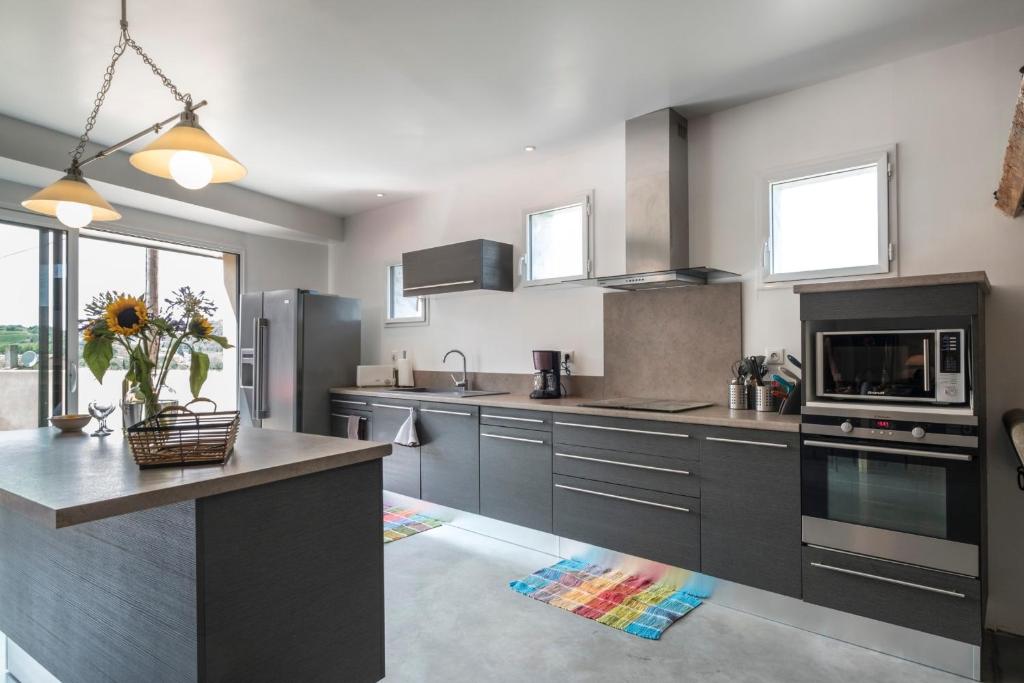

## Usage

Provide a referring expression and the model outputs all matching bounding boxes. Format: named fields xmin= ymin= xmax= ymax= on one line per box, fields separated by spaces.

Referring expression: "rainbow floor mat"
xmin=383 ymin=506 xmax=443 ymax=543
xmin=509 ymin=558 xmax=702 ymax=639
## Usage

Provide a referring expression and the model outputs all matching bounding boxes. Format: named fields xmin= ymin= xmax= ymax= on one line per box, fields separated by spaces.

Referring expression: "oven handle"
xmin=803 ymin=439 xmax=973 ymax=462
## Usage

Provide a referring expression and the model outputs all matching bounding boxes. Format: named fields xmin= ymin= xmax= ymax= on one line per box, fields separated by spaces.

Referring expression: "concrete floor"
xmin=384 ymin=524 xmax=1014 ymax=682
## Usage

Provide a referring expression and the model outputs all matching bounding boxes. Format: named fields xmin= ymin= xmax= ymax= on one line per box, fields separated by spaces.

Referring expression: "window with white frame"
xmin=385 ymin=264 xmax=427 ymax=325
xmin=763 ymin=148 xmax=895 ymax=283
xmin=522 ymin=192 xmax=592 ymax=285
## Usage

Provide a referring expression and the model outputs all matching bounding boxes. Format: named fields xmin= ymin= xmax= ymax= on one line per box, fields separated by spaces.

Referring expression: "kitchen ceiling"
xmin=2 ymin=0 xmax=1023 ymax=217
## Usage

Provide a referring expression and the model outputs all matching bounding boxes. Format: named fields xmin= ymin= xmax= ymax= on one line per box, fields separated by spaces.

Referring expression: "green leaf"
xmin=82 ymin=338 xmax=113 ymax=383
xmin=189 ymin=351 xmax=210 ymax=399
xmin=207 ymin=334 xmax=232 ymax=349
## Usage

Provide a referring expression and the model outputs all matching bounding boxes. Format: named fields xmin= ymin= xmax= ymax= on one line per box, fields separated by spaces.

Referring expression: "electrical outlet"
xmin=764 ymin=347 xmax=785 ymax=365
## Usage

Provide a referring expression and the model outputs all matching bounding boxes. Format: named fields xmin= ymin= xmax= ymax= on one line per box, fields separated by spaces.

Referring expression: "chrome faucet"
xmin=443 ymin=349 xmax=468 ymax=391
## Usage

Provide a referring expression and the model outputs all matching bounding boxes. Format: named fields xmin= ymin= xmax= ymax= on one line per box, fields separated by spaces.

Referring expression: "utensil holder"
xmin=728 ymin=382 xmax=749 ymax=410
xmin=753 ymin=385 xmax=777 ymax=412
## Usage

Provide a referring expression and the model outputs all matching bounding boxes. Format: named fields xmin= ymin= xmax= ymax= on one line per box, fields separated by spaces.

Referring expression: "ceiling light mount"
xmin=22 ymin=0 xmax=245 ymax=227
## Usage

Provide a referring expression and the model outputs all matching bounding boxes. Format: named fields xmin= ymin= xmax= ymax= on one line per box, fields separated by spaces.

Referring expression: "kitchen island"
xmin=0 ymin=427 xmax=391 ymax=683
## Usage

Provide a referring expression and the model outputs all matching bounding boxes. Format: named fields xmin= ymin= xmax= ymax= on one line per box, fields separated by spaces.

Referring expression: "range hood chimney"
xmin=596 ymin=108 xmax=735 ymax=290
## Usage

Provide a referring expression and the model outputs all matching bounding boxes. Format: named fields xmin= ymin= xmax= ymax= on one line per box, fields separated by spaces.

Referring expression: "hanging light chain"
xmin=123 ymin=28 xmax=193 ymax=109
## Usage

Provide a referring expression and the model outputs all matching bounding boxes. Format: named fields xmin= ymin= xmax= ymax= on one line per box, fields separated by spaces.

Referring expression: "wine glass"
xmin=88 ymin=400 xmax=116 ymax=437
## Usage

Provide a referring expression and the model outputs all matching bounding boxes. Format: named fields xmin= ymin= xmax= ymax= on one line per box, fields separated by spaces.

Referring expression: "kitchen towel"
xmin=394 ymin=407 xmax=419 ymax=447
xmin=383 ymin=505 xmax=442 ymax=543
xmin=509 ymin=558 xmax=702 ymax=640
xmin=346 ymin=415 xmax=362 ymax=439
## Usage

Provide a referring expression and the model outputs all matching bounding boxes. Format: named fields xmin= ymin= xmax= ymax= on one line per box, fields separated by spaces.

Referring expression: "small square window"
xmin=523 ymin=193 xmax=592 ymax=285
xmin=385 ymin=264 xmax=427 ymax=325
xmin=764 ymin=149 xmax=894 ymax=283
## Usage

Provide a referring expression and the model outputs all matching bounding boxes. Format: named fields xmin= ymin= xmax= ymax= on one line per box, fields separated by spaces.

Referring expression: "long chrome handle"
xmin=333 ymin=399 xmax=368 ymax=407
xmin=330 ymin=413 xmax=367 ymax=420
xmin=421 ymin=408 xmax=474 ymax=417
xmin=923 ymin=337 xmax=931 ymax=393
xmin=481 ymin=433 xmax=545 ymax=445
xmin=481 ymin=414 xmax=545 ymax=424
xmin=554 ymin=421 xmax=689 ymax=438
xmin=404 ymin=280 xmax=476 ymax=292
xmin=555 ymin=452 xmax=690 ymax=475
xmin=803 ymin=439 xmax=973 ymax=462
xmin=809 ymin=562 xmax=965 ymax=598
xmin=372 ymin=403 xmax=414 ymax=411
xmin=705 ymin=436 xmax=789 ymax=449
xmin=555 ymin=484 xmax=690 ymax=513
xmin=253 ymin=318 xmax=268 ymax=418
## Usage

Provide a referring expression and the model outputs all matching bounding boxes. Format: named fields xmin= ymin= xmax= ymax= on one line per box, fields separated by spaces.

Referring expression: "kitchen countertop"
xmin=0 ymin=427 xmax=391 ymax=528
xmin=793 ymin=270 xmax=990 ymax=294
xmin=331 ymin=387 xmax=801 ymax=433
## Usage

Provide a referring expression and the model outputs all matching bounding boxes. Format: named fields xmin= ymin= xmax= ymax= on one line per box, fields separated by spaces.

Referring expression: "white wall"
xmin=333 ymin=24 xmax=1024 ymax=633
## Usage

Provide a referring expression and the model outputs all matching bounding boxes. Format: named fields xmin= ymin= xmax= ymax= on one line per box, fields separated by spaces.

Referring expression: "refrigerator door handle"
xmin=254 ymin=317 xmax=269 ymax=418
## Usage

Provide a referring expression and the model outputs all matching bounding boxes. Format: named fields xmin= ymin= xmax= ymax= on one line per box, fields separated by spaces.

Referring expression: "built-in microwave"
xmin=815 ymin=329 xmax=968 ymax=405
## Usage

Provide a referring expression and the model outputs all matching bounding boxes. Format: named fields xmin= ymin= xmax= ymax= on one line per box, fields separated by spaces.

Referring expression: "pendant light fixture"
xmin=22 ymin=0 xmax=246 ymax=228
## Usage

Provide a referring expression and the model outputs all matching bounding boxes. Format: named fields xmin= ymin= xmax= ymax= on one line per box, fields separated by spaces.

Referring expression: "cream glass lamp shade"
xmin=21 ymin=172 xmax=122 ymax=225
xmin=129 ymin=122 xmax=246 ymax=185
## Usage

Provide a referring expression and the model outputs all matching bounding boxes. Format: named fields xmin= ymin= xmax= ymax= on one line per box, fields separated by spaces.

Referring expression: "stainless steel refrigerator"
xmin=239 ymin=289 xmax=360 ymax=434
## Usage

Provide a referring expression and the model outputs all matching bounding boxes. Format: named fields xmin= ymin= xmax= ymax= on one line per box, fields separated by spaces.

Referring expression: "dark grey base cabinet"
xmin=700 ymin=429 xmax=801 ymax=598
xmin=802 ymin=546 xmax=982 ymax=644
xmin=554 ymin=474 xmax=700 ymax=571
xmin=370 ymin=399 xmax=421 ymax=498
xmin=419 ymin=403 xmax=480 ymax=513
xmin=480 ymin=424 xmax=552 ymax=532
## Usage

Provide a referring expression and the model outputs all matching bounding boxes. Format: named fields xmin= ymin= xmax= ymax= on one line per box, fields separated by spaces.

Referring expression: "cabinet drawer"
xmin=802 ymin=546 xmax=982 ymax=644
xmin=331 ymin=395 xmax=372 ymax=411
xmin=480 ymin=425 xmax=552 ymax=532
xmin=553 ymin=444 xmax=699 ymax=497
xmin=553 ymin=474 xmax=699 ymax=570
xmin=702 ymin=427 xmax=798 ymax=451
xmin=479 ymin=407 xmax=552 ymax=432
xmin=553 ymin=415 xmax=697 ymax=460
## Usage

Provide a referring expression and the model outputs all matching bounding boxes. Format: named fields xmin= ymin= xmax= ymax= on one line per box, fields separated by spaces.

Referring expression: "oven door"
xmin=802 ymin=437 xmax=980 ymax=575
xmin=817 ymin=330 xmax=937 ymax=402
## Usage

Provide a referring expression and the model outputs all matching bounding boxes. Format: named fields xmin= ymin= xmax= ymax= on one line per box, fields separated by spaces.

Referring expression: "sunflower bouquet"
xmin=81 ymin=287 xmax=231 ymax=423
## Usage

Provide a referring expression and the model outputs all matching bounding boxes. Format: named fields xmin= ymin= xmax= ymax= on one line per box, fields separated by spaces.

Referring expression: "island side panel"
xmin=0 ymin=501 xmax=198 ymax=682
xmin=197 ymin=459 xmax=385 ymax=682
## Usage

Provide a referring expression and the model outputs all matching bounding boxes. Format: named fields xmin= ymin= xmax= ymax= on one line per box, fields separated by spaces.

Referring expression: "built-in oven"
xmin=816 ymin=329 xmax=968 ymax=405
xmin=801 ymin=411 xmax=980 ymax=576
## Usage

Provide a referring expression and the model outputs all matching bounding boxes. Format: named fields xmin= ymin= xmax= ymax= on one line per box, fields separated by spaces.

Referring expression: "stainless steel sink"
xmin=382 ymin=388 xmax=508 ymax=398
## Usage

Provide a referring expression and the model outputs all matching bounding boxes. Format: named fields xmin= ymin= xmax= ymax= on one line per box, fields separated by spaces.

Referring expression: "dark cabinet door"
xmin=700 ymin=430 xmax=801 ymax=597
xmin=480 ymin=425 xmax=552 ymax=532
xmin=419 ymin=403 xmax=480 ymax=512
xmin=402 ymin=239 xmax=513 ymax=295
xmin=370 ymin=400 xmax=420 ymax=499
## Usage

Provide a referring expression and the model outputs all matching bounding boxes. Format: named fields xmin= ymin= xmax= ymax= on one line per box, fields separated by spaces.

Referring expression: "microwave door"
xmin=817 ymin=331 xmax=936 ymax=402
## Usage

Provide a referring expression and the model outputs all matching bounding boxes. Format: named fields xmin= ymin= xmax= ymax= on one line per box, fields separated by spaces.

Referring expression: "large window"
xmin=763 ymin=148 xmax=894 ymax=283
xmin=522 ymin=192 xmax=592 ymax=285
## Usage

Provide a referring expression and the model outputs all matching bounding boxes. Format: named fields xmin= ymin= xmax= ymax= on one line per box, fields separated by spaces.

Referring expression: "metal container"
xmin=728 ymin=380 xmax=749 ymax=410
xmin=753 ymin=385 xmax=777 ymax=412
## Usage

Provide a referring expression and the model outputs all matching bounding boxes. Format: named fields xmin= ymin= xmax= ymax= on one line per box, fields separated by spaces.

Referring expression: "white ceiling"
xmin=3 ymin=0 xmax=1024 ymax=217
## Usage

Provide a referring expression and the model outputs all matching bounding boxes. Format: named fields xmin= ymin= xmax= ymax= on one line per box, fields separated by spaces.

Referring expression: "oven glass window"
xmin=821 ymin=332 xmax=933 ymax=399
xmin=825 ymin=454 xmax=947 ymax=538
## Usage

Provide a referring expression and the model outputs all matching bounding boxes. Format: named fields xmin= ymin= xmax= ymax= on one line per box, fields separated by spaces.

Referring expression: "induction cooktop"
xmin=576 ymin=398 xmax=714 ymax=413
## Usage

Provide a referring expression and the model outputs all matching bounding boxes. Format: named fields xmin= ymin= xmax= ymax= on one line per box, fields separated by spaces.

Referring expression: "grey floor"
xmin=384 ymin=524 xmax=1024 ymax=683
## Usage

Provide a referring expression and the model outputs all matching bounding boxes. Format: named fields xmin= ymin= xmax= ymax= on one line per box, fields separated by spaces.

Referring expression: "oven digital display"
xmin=873 ymin=420 xmax=893 ymax=429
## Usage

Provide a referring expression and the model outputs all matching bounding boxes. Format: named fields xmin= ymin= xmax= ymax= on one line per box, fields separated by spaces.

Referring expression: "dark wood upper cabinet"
xmin=402 ymin=239 xmax=514 ymax=296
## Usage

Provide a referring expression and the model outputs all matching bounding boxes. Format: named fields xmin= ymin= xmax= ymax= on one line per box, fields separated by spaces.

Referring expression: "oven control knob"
xmin=911 ymin=426 xmax=926 ymax=439
xmin=840 ymin=420 xmax=854 ymax=433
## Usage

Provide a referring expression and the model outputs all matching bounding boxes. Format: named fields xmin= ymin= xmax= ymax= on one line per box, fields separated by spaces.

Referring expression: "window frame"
xmin=385 ymin=263 xmax=428 ymax=326
xmin=760 ymin=146 xmax=897 ymax=285
xmin=521 ymin=191 xmax=593 ymax=287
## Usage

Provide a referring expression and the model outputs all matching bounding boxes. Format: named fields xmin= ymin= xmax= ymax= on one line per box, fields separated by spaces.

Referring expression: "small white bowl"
xmin=49 ymin=414 xmax=91 ymax=433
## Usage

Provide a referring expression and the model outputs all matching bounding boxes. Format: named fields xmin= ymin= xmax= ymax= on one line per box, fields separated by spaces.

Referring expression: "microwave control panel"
xmin=935 ymin=330 xmax=966 ymax=403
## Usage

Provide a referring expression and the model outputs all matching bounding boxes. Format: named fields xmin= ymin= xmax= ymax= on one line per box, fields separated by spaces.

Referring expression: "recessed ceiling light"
xmin=524 ymin=145 xmax=536 ymax=152
xmin=376 ymin=193 xmax=386 ymax=198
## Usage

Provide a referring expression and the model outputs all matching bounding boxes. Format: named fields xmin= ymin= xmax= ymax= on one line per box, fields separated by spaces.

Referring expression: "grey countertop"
xmin=330 ymin=387 xmax=801 ymax=433
xmin=0 ymin=427 xmax=391 ymax=528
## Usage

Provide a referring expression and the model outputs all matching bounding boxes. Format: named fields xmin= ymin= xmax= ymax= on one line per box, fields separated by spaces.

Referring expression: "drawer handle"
xmin=330 ymin=413 xmax=367 ymax=420
xmin=554 ymin=421 xmax=689 ymax=439
xmin=371 ymin=403 xmax=413 ymax=411
xmin=555 ymin=452 xmax=690 ymax=476
xmin=404 ymin=280 xmax=476 ymax=291
xmin=481 ymin=414 xmax=545 ymax=424
xmin=706 ymin=436 xmax=788 ymax=449
xmin=555 ymin=483 xmax=691 ymax=513
xmin=333 ymin=399 xmax=368 ymax=406
xmin=421 ymin=408 xmax=474 ymax=417
xmin=809 ymin=562 xmax=966 ymax=598
xmin=481 ymin=433 xmax=545 ymax=445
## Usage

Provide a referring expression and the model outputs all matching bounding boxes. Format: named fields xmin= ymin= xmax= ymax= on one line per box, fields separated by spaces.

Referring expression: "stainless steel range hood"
xmin=595 ymin=108 xmax=736 ymax=290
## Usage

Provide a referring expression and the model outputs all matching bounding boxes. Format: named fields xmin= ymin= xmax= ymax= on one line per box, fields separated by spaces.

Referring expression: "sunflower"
xmin=188 ymin=315 xmax=214 ymax=338
xmin=105 ymin=296 xmax=148 ymax=336
xmin=83 ymin=323 xmax=97 ymax=343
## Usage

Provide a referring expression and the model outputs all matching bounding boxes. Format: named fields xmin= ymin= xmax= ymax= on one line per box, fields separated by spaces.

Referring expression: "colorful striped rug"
xmin=383 ymin=505 xmax=443 ymax=543
xmin=509 ymin=558 xmax=702 ymax=639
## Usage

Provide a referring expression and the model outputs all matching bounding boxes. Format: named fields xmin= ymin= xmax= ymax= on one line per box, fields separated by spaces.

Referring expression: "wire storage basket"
xmin=126 ymin=398 xmax=239 ymax=468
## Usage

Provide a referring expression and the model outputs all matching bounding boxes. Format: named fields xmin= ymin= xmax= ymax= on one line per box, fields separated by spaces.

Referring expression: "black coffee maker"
xmin=530 ymin=350 xmax=562 ymax=399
